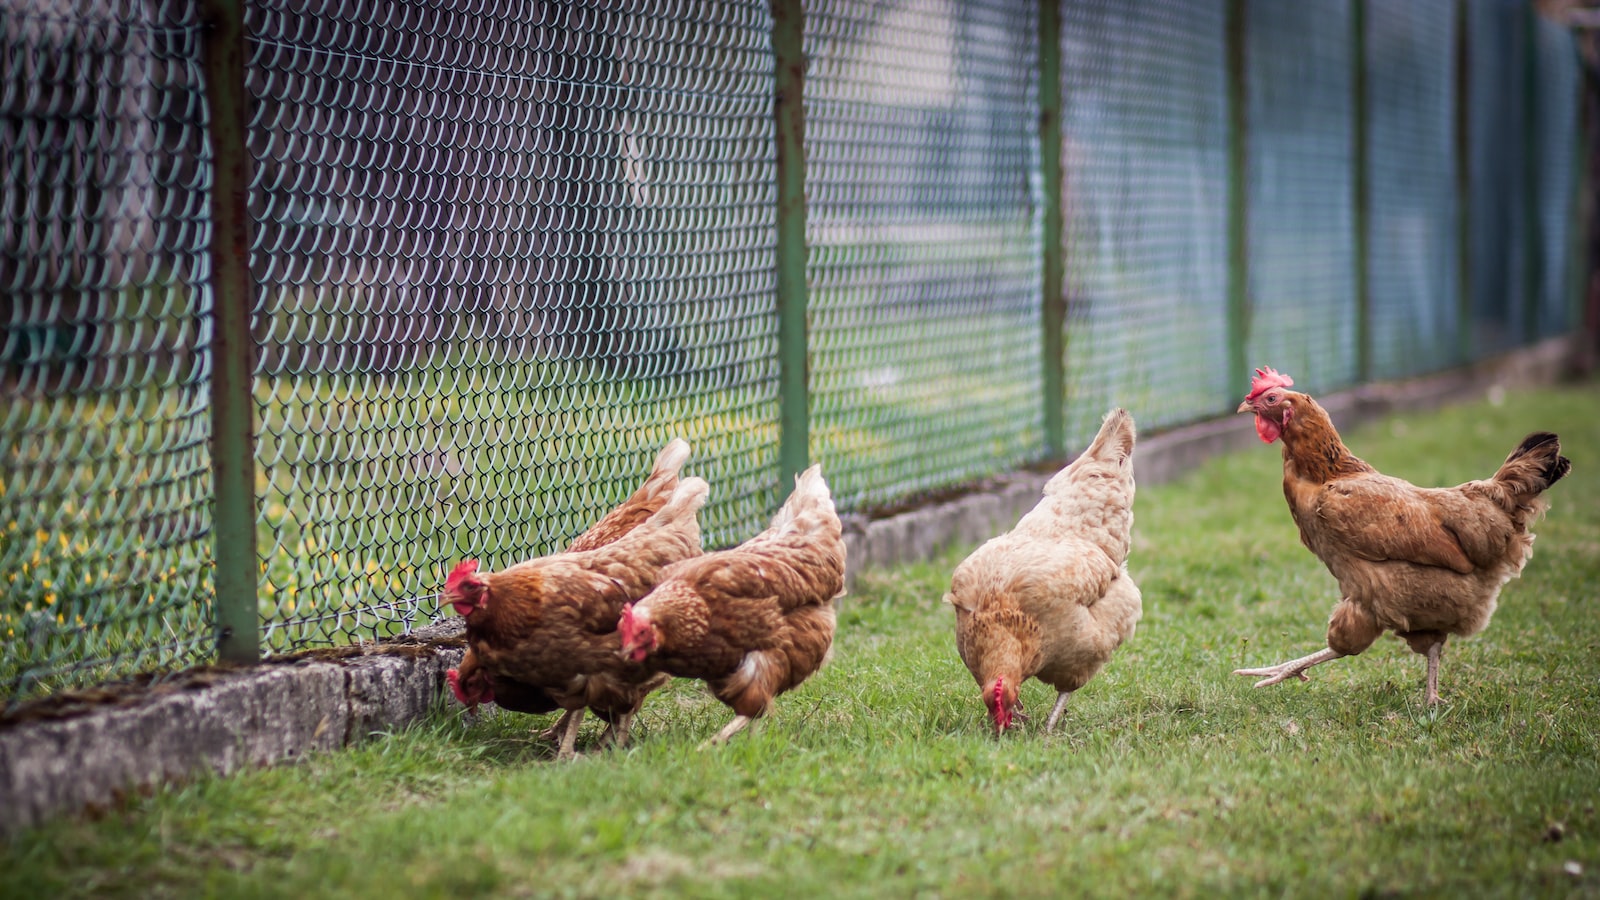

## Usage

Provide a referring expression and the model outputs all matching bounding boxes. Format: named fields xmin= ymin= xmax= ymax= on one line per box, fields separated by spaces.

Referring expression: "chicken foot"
xmin=1234 ymin=647 xmax=1344 ymax=688
xmin=1044 ymin=691 xmax=1072 ymax=734
xmin=699 ymin=715 xmax=753 ymax=749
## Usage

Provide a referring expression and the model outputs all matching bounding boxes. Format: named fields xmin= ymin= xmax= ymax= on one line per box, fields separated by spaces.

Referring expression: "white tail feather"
xmin=652 ymin=438 xmax=692 ymax=478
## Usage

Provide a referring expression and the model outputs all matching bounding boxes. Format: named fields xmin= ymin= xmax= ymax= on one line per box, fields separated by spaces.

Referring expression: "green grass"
xmin=4 ymin=381 xmax=1598 ymax=897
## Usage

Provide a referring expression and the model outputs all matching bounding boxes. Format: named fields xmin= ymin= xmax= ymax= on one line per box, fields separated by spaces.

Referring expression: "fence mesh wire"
xmin=245 ymin=0 xmax=782 ymax=652
xmin=1058 ymin=0 xmax=1232 ymax=442
xmin=0 ymin=0 xmax=1585 ymax=704
xmin=1534 ymin=10 xmax=1582 ymax=340
xmin=1465 ymin=0 xmax=1533 ymax=357
xmin=1245 ymin=0 xmax=1359 ymax=394
xmin=1 ymin=1 xmax=215 ymax=700
xmin=1366 ymin=0 xmax=1461 ymax=381
xmin=804 ymin=0 xmax=1042 ymax=511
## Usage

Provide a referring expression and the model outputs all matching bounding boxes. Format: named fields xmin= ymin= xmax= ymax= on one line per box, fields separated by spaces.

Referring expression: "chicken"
xmin=442 ymin=449 xmax=707 ymax=759
xmin=947 ymin=408 xmax=1142 ymax=736
xmin=617 ymin=464 xmax=844 ymax=746
xmin=1233 ymin=367 xmax=1570 ymax=704
xmin=447 ymin=438 xmax=693 ymax=740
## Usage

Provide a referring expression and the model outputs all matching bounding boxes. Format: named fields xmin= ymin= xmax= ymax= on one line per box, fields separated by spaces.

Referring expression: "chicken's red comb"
xmin=445 ymin=559 xmax=480 ymax=593
xmin=992 ymin=678 xmax=1012 ymax=732
xmin=618 ymin=602 xmax=639 ymax=646
xmin=1244 ymin=366 xmax=1295 ymax=402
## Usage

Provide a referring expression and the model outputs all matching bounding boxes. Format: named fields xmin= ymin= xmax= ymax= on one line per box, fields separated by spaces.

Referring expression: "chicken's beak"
xmin=1236 ymin=400 xmax=1254 ymax=415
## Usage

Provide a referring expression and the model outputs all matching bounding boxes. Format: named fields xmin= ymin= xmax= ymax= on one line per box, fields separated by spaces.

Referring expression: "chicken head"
xmin=442 ymin=559 xmax=488 ymax=616
xmin=617 ymin=602 xmax=657 ymax=663
xmin=1236 ymin=366 xmax=1297 ymax=443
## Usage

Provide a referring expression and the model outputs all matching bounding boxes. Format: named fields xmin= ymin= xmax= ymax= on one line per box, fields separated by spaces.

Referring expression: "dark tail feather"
xmin=1494 ymin=431 xmax=1571 ymax=498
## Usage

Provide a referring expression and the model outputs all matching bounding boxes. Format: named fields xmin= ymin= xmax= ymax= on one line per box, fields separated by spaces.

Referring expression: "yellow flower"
xmin=41 ymin=579 xmax=51 ymax=589
xmin=44 ymin=592 xmax=56 ymax=606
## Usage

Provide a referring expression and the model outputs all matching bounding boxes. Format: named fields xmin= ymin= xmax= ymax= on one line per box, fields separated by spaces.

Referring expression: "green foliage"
xmin=4 ymin=383 xmax=1598 ymax=897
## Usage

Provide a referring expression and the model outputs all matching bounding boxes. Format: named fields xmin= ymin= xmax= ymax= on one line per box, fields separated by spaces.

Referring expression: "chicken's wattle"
xmin=1255 ymin=414 xmax=1282 ymax=444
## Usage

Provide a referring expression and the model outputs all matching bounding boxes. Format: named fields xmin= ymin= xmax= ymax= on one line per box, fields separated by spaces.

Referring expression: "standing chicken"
xmin=443 ymin=447 xmax=706 ymax=758
xmin=617 ymin=465 xmax=844 ymax=746
xmin=448 ymin=438 xmax=693 ymax=738
xmin=947 ymin=408 xmax=1142 ymax=736
xmin=1233 ymin=367 xmax=1570 ymax=704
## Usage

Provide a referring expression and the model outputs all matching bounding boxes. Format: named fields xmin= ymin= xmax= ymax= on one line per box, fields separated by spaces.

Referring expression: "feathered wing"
xmin=1312 ymin=477 xmax=1479 ymax=574
xmin=1311 ymin=431 xmax=1571 ymax=578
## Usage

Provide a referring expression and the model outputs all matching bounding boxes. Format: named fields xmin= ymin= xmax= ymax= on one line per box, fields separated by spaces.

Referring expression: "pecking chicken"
xmin=447 ymin=438 xmax=693 ymax=737
xmin=947 ymin=408 xmax=1142 ymax=736
xmin=442 ymin=443 xmax=706 ymax=758
xmin=1233 ymin=367 xmax=1570 ymax=704
xmin=617 ymin=464 xmax=845 ymax=746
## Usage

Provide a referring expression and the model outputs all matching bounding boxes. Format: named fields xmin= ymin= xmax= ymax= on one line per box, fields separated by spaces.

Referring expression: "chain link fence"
xmin=1 ymin=0 xmax=1585 ymax=706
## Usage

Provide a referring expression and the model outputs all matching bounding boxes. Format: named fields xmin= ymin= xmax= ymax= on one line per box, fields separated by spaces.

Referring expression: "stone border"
xmin=0 ymin=335 xmax=1576 ymax=837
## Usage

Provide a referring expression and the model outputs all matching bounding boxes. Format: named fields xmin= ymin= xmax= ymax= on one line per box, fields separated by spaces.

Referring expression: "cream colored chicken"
xmin=948 ymin=408 xmax=1143 ymax=735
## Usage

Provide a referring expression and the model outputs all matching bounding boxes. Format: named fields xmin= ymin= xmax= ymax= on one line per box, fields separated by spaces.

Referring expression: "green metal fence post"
xmin=1038 ymin=0 xmax=1065 ymax=459
xmin=1454 ymin=0 xmax=1473 ymax=365
xmin=200 ymin=0 xmax=261 ymax=665
xmin=1225 ymin=0 xmax=1249 ymax=400
xmin=1353 ymin=0 xmax=1372 ymax=382
xmin=771 ymin=0 xmax=810 ymax=483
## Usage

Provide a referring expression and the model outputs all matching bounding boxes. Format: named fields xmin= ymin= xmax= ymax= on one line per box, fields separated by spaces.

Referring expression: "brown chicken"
xmin=448 ymin=438 xmax=692 ymax=740
xmin=442 ymin=455 xmax=706 ymax=759
xmin=947 ymin=408 xmax=1142 ymax=736
xmin=1233 ymin=367 xmax=1570 ymax=704
xmin=617 ymin=464 xmax=845 ymax=746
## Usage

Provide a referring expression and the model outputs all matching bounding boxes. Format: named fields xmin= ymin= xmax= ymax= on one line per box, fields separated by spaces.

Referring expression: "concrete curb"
xmin=0 ymin=336 xmax=1577 ymax=837
xmin=0 ymin=627 xmax=466 ymax=837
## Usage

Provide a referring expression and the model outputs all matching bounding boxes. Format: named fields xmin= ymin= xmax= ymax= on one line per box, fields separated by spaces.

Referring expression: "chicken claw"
xmin=1233 ymin=648 xmax=1343 ymax=687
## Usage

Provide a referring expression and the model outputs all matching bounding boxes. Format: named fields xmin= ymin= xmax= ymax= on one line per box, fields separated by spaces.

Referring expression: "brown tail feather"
xmin=1494 ymin=431 xmax=1571 ymax=500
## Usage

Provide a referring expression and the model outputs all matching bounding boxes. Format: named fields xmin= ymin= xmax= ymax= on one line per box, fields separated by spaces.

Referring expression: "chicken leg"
xmin=1425 ymin=640 xmax=1443 ymax=706
xmin=1234 ymin=647 xmax=1344 ymax=687
xmin=554 ymin=708 xmax=585 ymax=761
xmin=597 ymin=712 xmax=635 ymax=749
xmin=1044 ymin=691 xmax=1072 ymax=733
xmin=535 ymin=709 xmax=577 ymax=744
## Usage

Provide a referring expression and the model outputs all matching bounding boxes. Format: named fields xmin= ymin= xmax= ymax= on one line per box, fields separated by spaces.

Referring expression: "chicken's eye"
xmin=1265 ymin=393 xmax=1280 ymax=404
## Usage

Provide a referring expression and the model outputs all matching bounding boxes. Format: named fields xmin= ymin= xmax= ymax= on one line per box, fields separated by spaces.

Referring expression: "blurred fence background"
xmin=0 ymin=0 xmax=1584 ymax=706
